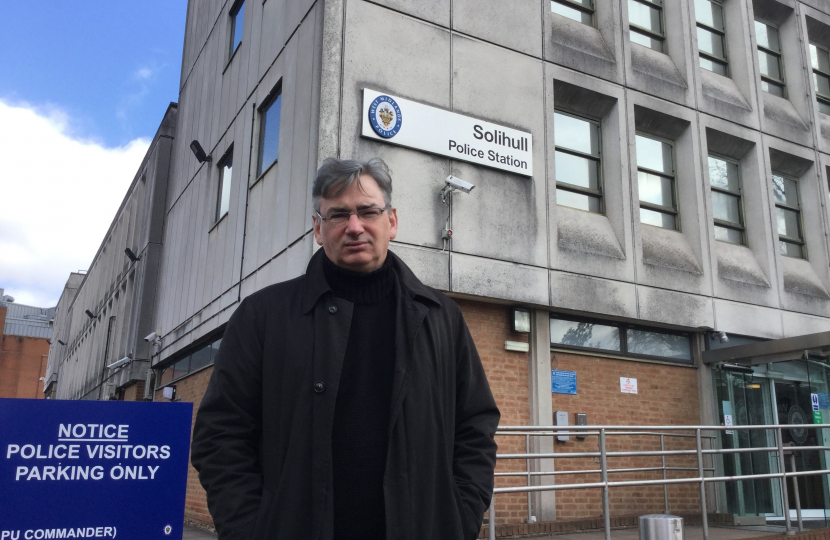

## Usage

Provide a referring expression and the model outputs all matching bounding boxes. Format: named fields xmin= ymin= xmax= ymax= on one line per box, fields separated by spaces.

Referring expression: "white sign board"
xmin=724 ymin=414 xmax=733 ymax=435
xmin=813 ymin=393 xmax=821 ymax=412
xmin=620 ymin=377 xmax=638 ymax=394
xmin=361 ymin=89 xmax=533 ymax=176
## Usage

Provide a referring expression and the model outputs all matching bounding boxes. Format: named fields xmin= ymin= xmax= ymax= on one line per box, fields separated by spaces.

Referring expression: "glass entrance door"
xmin=771 ymin=358 xmax=830 ymax=524
xmin=715 ymin=370 xmax=779 ymax=516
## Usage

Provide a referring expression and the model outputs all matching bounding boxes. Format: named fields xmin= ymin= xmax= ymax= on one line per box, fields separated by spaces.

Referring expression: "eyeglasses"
xmin=316 ymin=204 xmax=391 ymax=224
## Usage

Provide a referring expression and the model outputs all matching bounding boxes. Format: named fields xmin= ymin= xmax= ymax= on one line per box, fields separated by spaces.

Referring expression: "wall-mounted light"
xmin=124 ymin=248 xmax=141 ymax=262
xmin=720 ymin=363 xmax=753 ymax=374
xmin=162 ymin=385 xmax=176 ymax=401
xmin=190 ymin=140 xmax=212 ymax=163
xmin=511 ymin=307 xmax=531 ymax=334
xmin=710 ymin=331 xmax=729 ymax=343
xmin=85 ymin=310 xmax=95 ymax=319
xmin=57 ymin=339 xmax=66 ymax=346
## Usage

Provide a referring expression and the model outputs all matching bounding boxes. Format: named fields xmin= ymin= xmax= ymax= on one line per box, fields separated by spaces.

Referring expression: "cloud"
xmin=0 ymin=99 xmax=150 ymax=307
xmin=134 ymin=67 xmax=153 ymax=80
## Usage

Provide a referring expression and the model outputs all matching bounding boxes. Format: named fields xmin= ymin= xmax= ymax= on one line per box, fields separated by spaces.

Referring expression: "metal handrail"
xmin=488 ymin=423 xmax=830 ymax=540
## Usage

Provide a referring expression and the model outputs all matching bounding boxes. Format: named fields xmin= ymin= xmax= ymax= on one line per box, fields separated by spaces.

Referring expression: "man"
xmin=191 ymin=157 xmax=499 ymax=540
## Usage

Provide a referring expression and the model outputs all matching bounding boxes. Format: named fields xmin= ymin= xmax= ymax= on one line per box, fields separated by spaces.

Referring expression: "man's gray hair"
xmin=312 ymin=157 xmax=393 ymax=213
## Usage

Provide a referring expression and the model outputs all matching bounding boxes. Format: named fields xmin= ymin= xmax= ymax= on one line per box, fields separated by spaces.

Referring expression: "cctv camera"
xmin=144 ymin=332 xmax=158 ymax=343
xmin=445 ymin=175 xmax=474 ymax=193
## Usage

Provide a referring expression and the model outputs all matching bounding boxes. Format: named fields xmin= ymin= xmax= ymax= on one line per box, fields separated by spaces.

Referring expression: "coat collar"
xmin=302 ymin=248 xmax=440 ymax=314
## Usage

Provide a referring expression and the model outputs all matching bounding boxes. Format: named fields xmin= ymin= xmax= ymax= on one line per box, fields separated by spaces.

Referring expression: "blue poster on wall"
xmin=0 ymin=398 xmax=192 ymax=540
xmin=551 ymin=370 xmax=577 ymax=395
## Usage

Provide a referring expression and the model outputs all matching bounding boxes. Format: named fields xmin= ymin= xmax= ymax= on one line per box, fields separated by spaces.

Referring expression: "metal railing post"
xmin=696 ymin=429 xmax=709 ymax=540
xmin=600 ymin=428 xmax=611 ymax=540
xmin=788 ymin=453 xmax=804 ymax=532
xmin=776 ymin=427 xmax=794 ymax=535
xmin=489 ymin=496 xmax=496 ymax=540
xmin=661 ymin=434 xmax=669 ymax=514
xmin=527 ymin=434 xmax=533 ymax=523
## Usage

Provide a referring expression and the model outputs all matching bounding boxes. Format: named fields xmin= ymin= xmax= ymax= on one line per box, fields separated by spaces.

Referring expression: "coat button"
xmin=328 ymin=305 xmax=337 ymax=314
xmin=314 ymin=382 xmax=325 ymax=393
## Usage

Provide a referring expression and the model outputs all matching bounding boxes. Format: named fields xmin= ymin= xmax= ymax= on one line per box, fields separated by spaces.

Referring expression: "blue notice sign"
xmin=551 ymin=370 xmax=577 ymax=395
xmin=0 ymin=399 xmax=192 ymax=540
xmin=819 ymin=392 xmax=830 ymax=410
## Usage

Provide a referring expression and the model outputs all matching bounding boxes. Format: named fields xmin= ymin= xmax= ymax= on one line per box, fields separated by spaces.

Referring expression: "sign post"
xmin=0 ymin=399 xmax=192 ymax=540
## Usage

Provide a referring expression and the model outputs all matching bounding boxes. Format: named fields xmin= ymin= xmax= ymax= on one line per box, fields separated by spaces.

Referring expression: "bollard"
xmin=640 ymin=514 xmax=684 ymax=540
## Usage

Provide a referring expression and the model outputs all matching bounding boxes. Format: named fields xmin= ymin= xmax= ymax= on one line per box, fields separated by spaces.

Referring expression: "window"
xmin=554 ymin=111 xmax=603 ymax=213
xmin=636 ymin=134 xmax=678 ymax=229
xmin=257 ymin=90 xmax=282 ymax=176
xmin=772 ymin=173 xmax=805 ymax=258
xmin=755 ymin=20 xmax=784 ymax=97
xmin=708 ymin=155 xmax=744 ymax=244
xmin=695 ymin=0 xmax=728 ymax=75
xmin=158 ymin=336 xmax=223 ymax=388
xmin=229 ymin=1 xmax=245 ymax=58
xmin=551 ymin=316 xmax=692 ymax=363
xmin=810 ymin=43 xmax=830 ymax=114
xmin=629 ymin=0 xmax=665 ymax=52
xmin=551 ymin=0 xmax=594 ymax=25
xmin=216 ymin=148 xmax=233 ymax=222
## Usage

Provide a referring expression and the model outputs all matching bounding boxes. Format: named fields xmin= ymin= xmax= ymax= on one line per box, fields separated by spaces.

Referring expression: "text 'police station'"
xmin=448 ymin=125 xmax=529 ymax=170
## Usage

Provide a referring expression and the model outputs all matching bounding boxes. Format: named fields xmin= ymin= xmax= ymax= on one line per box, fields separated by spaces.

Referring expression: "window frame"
xmin=257 ymin=86 xmax=282 ymax=178
xmin=550 ymin=314 xmax=694 ymax=365
xmin=551 ymin=0 xmax=595 ymax=26
xmin=228 ymin=0 xmax=245 ymax=61
xmin=554 ymin=109 xmax=604 ymax=214
xmin=772 ymin=172 xmax=806 ymax=259
xmin=707 ymin=153 xmax=746 ymax=245
xmin=810 ymin=42 xmax=830 ymax=114
xmin=695 ymin=0 xmax=729 ymax=75
xmin=755 ymin=18 xmax=785 ymax=97
xmin=157 ymin=335 xmax=224 ymax=389
xmin=635 ymin=132 xmax=680 ymax=231
xmin=628 ymin=0 xmax=666 ymax=52
xmin=215 ymin=146 xmax=234 ymax=224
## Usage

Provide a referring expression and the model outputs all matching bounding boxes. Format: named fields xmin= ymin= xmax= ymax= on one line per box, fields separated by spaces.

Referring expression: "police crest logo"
xmin=368 ymin=94 xmax=402 ymax=138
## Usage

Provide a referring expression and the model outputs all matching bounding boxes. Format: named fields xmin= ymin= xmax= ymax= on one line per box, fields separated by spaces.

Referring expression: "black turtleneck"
xmin=324 ymin=255 xmax=397 ymax=540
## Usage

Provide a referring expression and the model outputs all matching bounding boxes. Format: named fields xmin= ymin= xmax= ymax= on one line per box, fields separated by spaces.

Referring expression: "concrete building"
xmin=43 ymin=104 xmax=176 ymax=402
xmin=0 ymin=290 xmax=53 ymax=399
xmin=47 ymin=0 xmax=830 ymax=531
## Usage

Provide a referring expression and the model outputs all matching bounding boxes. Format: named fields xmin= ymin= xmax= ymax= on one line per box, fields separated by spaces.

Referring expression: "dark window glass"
xmin=230 ymin=1 xmax=245 ymax=57
xmin=551 ymin=0 xmax=593 ymax=25
xmin=772 ymin=173 xmax=804 ymax=258
xmin=555 ymin=111 xmax=603 ymax=213
xmin=708 ymin=155 xmax=744 ymax=245
xmin=258 ymin=92 xmax=282 ymax=176
xmin=190 ymin=344 xmax=212 ymax=372
xmin=550 ymin=319 xmax=621 ymax=351
xmin=695 ymin=0 xmax=728 ymax=75
xmin=170 ymin=356 xmax=190 ymax=382
xmin=629 ymin=0 xmax=664 ymax=52
xmin=636 ymin=135 xmax=677 ymax=229
xmin=626 ymin=329 xmax=692 ymax=360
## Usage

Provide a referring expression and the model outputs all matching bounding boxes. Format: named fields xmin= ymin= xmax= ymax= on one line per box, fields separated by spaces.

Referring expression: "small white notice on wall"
xmin=724 ymin=414 xmax=734 ymax=435
xmin=620 ymin=377 xmax=638 ymax=394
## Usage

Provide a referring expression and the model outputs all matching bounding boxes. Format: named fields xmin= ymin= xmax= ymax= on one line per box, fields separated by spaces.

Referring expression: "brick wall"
xmin=0 ymin=307 xmax=50 ymax=399
xmin=122 ymin=380 xmax=146 ymax=401
xmin=156 ymin=367 xmax=214 ymax=525
xmin=455 ymin=299 xmax=533 ymax=526
xmin=549 ymin=351 xmax=702 ymax=521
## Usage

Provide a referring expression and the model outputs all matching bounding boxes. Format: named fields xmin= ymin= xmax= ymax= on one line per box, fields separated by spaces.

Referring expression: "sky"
xmin=0 ymin=1 xmax=188 ymax=307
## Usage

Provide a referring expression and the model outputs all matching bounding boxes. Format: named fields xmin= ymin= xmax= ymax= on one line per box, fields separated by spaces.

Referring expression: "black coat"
xmin=191 ymin=250 xmax=500 ymax=540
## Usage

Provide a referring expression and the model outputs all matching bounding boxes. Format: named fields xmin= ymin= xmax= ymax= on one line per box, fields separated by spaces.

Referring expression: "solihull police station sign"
xmin=362 ymin=89 xmax=533 ymax=176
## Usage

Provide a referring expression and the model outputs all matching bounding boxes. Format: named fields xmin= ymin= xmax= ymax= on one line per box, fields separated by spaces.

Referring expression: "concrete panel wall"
xmin=154 ymin=0 xmax=323 ymax=364
xmin=324 ymin=0 xmax=830 ymax=340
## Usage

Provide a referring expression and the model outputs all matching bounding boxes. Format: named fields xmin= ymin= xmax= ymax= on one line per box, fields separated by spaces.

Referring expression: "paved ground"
xmin=529 ymin=525 xmax=790 ymax=540
xmin=181 ymin=522 xmax=825 ymax=539
xmin=182 ymin=525 xmax=217 ymax=539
